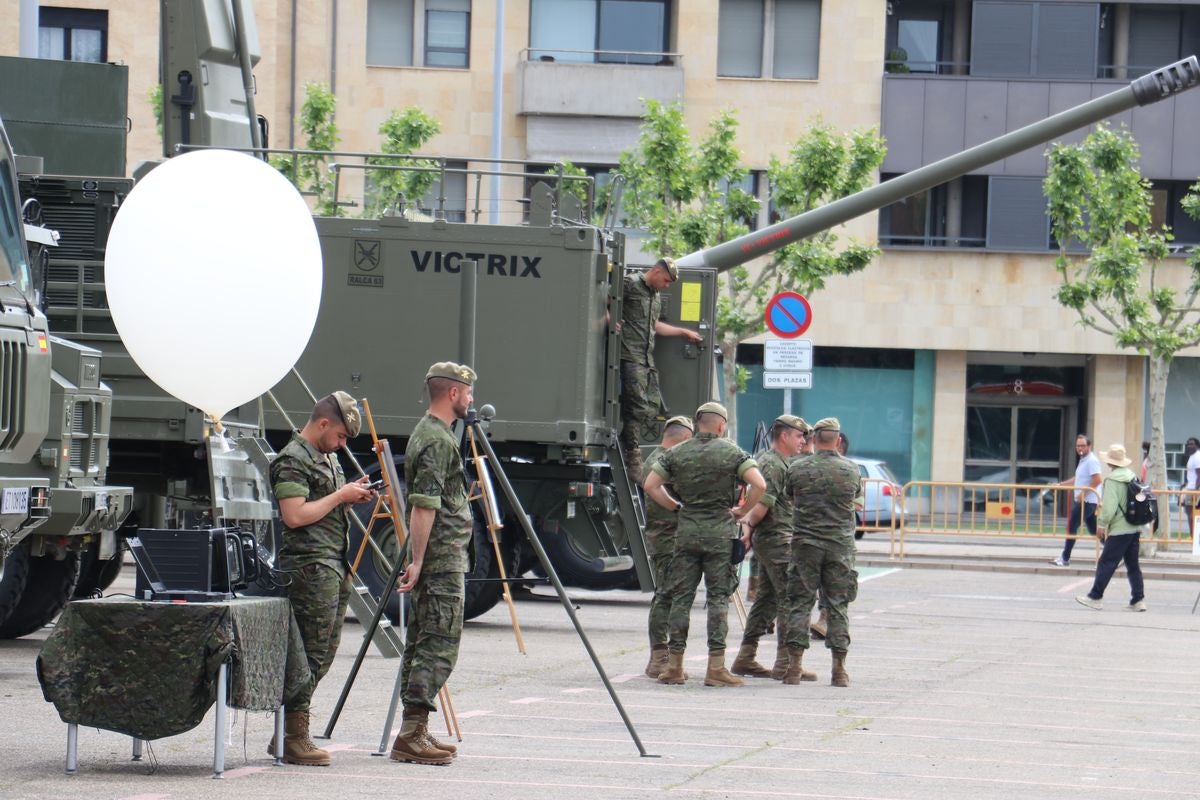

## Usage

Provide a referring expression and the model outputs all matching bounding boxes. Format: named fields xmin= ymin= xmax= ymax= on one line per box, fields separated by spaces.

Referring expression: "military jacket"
xmin=620 ymin=272 xmax=663 ymax=367
xmin=651 ymin=432 xmax=756 ymax=544
xmin=788 ymin=450 xmax=862 ymax=549
xmin=644 ymin=446 xmax=680 ymax=555
xmin=405 ymin=413 xmax=472 ymax=574
xmin=271 ymin=433 xmax=349 ymax=574
xmin=753 ymin=449 xmax=794 ymax=544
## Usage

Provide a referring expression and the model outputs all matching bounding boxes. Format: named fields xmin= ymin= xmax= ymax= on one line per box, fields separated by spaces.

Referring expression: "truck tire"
xmin=464 ymin=522 xmax=519 ymax=621
xmin=0 ymin=543 xmax=32 ymax=627
xmin=537 ymin=523 xmax=638 ymax=591
xmin=0 ymin=550 xmax=81 ymax=639
xmin=73 ymin=541 xmax=124 ymax=598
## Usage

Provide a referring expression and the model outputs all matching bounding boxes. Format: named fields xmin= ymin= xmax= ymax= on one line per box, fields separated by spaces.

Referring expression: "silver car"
xmin=852 ymin=457 xmax=905 ymax=537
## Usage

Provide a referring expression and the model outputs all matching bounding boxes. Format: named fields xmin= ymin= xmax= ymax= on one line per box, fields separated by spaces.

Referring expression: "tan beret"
xmin=812 ymin=416 xmax=841 ymax=432
xmin=425 ymin=361 xmax=477 ymax=386
xmin=657 ymin=257 xmax=679 ymax=280
xmin=331 ymin=391 xmax=362 ymax=438
xmin=696 ymin=401 xmax=728 ymax=421
xmin=664 ymin=415 xmax=695 ymax=433
xmin=774 ymin=414 xmax=811 ymax=434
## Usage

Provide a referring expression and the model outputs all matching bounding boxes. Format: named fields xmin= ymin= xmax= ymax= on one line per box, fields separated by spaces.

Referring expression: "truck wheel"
xmin=0 ymin=543 xmax=32 ymax=627
xmin=537 ymin=522 xmax=637 ymax=591
xmin=0 ymin=550 xmax=81 ymax=639
xmin=464 ymin=522 xmax=518 ymax=621
xmin=73 ymin=541 xmax=124 ymax=598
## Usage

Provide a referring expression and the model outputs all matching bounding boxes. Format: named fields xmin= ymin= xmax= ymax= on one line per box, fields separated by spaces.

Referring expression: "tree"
xmin=1044 ymin=123 xmax=1200 ymax=535
xmin=364 ymin=107 xmax=441 ymax=219
xmin=715 ymin=122 xmax=885 ymax=439
xmin=271 ymin=82 xmax=340 ymax=216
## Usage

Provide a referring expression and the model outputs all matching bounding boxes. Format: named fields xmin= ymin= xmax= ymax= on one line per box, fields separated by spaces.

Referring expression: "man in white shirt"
xmin=1183 ymin=437 xmax=1200 ymax=536
xmin=1052 ymin=435 xmax=1102 ymax=567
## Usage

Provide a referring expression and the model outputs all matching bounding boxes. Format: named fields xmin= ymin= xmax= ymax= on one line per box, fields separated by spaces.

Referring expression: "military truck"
xmin=0 ymin=115 xmax=133 ymax=638
xmin=2 ymin=0 xmax=1196 ymax=630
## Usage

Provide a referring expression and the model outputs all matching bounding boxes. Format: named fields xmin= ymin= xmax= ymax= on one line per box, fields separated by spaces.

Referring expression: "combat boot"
xmin=730 ymin=641 xmax=771 ymax=678
xmin=703 ymin=650 xmax=745 ymax=687
xmin=658 ymin=650 xmax=688 ymax=684
xmin=810 ymin=609 xmax=828 ymax=640
xmin=417 ymin=714 xmax=457 ymax=758
xmin=831 ymin=649 xmax=850 ymax=687
xmin=782 ymin=647 xmax=817 ymax=685
xmin=391 ymin=708 xmax=454 ymax=765
xmin=644 ymin=644 xmax=669 ymax=679
xmin=769 ymin=647 xmax=789 ymax=680
xmin=279 ymin=711 xmax=331 ymax=766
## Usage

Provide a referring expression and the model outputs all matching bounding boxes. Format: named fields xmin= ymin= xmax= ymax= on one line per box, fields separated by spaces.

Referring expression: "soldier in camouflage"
xmin=271 ymin=391 xmax=376 ymax=765
xmin=391 ymin=361 xmax=477 ymax=767
xmin=731 ymin=415 xmax=816 ymax=683
xmin=783 ymin=417 xmax=863 ymax=687
xmin=642 ymin=415 xmax=694 ymax=679
xmin=644 ymin=402 xmax=765 ymax=687
xmin=619 ymin=257 xmax=702 ymax=483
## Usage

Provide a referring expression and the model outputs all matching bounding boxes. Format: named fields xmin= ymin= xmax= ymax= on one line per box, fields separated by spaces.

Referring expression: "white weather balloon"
xmin=105 ymin=149 xmax=323 ymax=422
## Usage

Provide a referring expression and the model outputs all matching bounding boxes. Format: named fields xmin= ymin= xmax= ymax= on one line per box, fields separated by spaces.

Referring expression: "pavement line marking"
xmin=562 ymin=687 xmax=594 ymax=693
xmin=117 ymin=795 xmax=170 ymax=800
xmin=457 ymin=709 xmax=493 ymax=719
xmin=323 ymin=742 xmax=357 ymax=752
xmin=610 ymin=673 xmax=643 ymax=683
xmin=1057 ymin=577 xmax=1093 ymax=593
xmin=510 ymin=696 xmax=545 ymax=704
xmin=281 ymin=769 xmax=664 ymax=794
xmin=223 ymin=766 xmax=269 ymax=780
xmin=858 ymin=567 xmax=900 ymax=583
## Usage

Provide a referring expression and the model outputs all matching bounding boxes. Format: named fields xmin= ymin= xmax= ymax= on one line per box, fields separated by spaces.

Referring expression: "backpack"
xmin=1121 ymin=478 xmax=1157 ymax=526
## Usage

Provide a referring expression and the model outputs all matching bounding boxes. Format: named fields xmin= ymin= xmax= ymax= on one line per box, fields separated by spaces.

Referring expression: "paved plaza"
xmin=1 ymin=557 xmax=1197 ymax=800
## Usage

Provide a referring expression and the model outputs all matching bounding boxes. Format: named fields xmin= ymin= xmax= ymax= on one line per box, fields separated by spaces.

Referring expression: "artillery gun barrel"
xmin=676 ymin=56 xmax=1200 ymax=272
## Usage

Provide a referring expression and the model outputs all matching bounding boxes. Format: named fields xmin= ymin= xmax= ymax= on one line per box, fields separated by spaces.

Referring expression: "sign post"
xmin=762 ymin=293 xmax=814 ymax=413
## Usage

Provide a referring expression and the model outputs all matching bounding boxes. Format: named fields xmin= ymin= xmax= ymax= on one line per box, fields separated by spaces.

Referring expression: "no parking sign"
xmin=764 ymin=292 xmax=812 ymax=339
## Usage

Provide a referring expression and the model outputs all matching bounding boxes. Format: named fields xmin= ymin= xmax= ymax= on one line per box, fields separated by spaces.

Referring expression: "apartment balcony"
xmin=880 ymin=74 xmax=1200 ymax=180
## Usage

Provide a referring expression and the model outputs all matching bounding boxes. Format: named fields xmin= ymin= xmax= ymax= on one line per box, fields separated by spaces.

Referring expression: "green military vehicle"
xmin=2 ymin=0 xmax=1195 ymax=632
xmin=0 ymin=111 xmax=133 ymax=638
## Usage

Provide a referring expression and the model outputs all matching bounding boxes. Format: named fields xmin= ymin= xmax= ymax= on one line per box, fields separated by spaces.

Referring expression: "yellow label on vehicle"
xmin=679 ymin=281 xmax=702 ymax=322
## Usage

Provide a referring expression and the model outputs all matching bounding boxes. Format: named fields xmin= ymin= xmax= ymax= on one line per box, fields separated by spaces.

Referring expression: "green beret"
xmin=812 ymin=416 xmax=841 ymax=432
xmin=425 ymin=361 xmax=477 ymax=386
xmin=664 ymin=415 xmax=694 ymax=432
xmin=657 ymin=257 xmax=679 ymax=280
xmin=695 ymin=401 xmax=728 ymax=421
xmin=331 ymin=390 xmax=362 ymax=438
xmin=774 ymin=414 xmax=811 ymax=433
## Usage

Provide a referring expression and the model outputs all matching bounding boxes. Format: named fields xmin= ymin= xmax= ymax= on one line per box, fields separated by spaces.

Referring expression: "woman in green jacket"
xmin=1076 ymin=444 xmax=1147 ymax=612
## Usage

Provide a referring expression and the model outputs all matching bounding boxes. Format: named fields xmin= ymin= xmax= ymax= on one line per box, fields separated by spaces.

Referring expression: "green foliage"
xmin=1044 ymin=124 xmax=1200 ymax=361
xmin=364 ymin=107 xmax=442 ymax=218
xmin=270 ymin=82 xmax=340 ymax=216
xmin=148 ymin=84 xmax=163 ymax=140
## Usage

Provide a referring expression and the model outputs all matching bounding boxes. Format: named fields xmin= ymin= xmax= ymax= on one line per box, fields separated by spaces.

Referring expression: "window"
xmin=38 ymin=7 xmax=107 ymax=62
xmin=1127 ymin=6 xmax=1200 ymax=79
xmin=718 ymin=172 xmax=762 ymax=231
xmin=366 ymin=0 xmax=470 ymax=69
xmin=717 ymin=0 xmax=820 ymax=80
xmin=529 ymin=0 xmax=670 ymax=64
xmin=971 ymin=1 xmax=1097 ymax=79
xmin=1149 ymin=181 xmax=1200 ymax=249
xmin=418 ymin=162 xmax=468 ymax=222
xmin=878 ymin=175 xmax=988 ymax=249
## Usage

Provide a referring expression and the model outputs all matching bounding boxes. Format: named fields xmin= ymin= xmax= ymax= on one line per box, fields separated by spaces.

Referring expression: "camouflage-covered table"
xmin=36 ymin=596 xmax=307 ymax=776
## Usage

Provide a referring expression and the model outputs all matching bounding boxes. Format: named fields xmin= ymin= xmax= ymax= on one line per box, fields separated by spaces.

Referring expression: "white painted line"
xmin=858 ymin=567 xmax=900 ymax=583
xmin=223 ymin=766 xmax=269 ymax=780
xmin=1057 ymin=577 xmax=1092 ymax=593
xmin=457 ymin=709 xmax=493 ymax=719
xmin=561 ymin=687 xmax=594 ymax=694
xmin=509 ymin=696 xmax=545 ymax=705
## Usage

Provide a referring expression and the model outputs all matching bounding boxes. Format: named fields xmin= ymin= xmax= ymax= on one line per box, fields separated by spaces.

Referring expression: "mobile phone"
xmin=367 ymin=479 xmax=385 ymax=491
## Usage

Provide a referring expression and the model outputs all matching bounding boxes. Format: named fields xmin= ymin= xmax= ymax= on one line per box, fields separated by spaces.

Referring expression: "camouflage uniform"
xmin=742 ymin=448 xmax=793 ymax=646
xmin=619 ymin=272 xmax=665 ymax=475
xmin=652 ymin=433 xmax=757 ymax=653
xmin=644 ymin=445 xmax=679 ymax=647
xmin=401 ymin=413 xmax=473 ymax=712
xmin=271 ymin=433 xmax=353 ymax=713
xmin=785 ymin=450 xmax=862 ymax=652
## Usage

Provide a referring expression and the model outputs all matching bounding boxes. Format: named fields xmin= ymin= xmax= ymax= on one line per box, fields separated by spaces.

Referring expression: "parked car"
xmin=961 ymin=470 xmax=1058 ymax=512
xmin=852 ymin=457 xmax=905 ymax=538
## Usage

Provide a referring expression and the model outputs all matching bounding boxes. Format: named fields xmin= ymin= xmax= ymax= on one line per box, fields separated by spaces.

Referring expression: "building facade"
xmin=4 ymin=0 xmax=1200 ymax=487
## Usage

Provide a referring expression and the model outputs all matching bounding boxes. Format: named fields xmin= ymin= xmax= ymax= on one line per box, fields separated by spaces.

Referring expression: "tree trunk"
xmin=722 ymin=339 xmax=741 ymax=445
xmin=1147 ymin=354 xmax=1172 ymax=553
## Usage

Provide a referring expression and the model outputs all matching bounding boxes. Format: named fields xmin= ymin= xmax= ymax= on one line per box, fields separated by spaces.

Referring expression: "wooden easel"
xmin=465 ymin=424 xmax=527 ymax=654
xmin=350 ymin=399 xmax=461 ymax=743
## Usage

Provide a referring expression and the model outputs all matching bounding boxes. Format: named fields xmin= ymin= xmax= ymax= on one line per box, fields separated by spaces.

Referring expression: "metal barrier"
xmin=856 ymin=478 xmax=901 ymax=553
xmin=896 ymin=482 xmax=1102 ymax=560
xmin=1136 ymin=488 xmax=1198 ymax=546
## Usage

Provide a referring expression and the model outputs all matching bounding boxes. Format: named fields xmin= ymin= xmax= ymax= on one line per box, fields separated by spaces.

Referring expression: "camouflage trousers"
xmin=742 ymin=534 xmax=790 ymax=645
xmin=646 ymin=534 xmax=676 ymax=646
xmin=401 ymin=571 xmax=465 ymax=713
xmin=619 ymin=361 xmax=664 ymax=474
xmin=286 ymin=563 xmax=352 ymax=712
xmin=785 ymin=542 xmax=858 ymax=652
xmin=666 ymin=538 xmax=738 ymax=653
